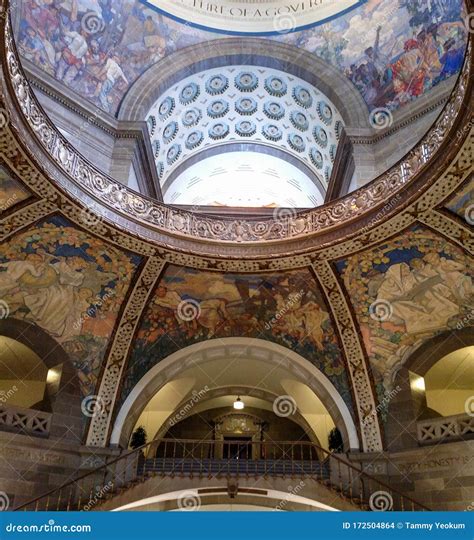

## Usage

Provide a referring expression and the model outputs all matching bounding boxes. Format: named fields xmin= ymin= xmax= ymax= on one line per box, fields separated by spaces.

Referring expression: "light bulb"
xmin=233 ymin=396 xmax=244 ymax=410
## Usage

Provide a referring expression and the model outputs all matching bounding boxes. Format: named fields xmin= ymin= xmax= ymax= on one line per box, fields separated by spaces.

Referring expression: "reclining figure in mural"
xmin=375 ymin=255 xmax=472 ymax=335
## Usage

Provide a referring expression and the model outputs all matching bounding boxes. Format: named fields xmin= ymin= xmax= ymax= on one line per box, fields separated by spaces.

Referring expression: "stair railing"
xmin=15 ymin=438 xmax=430 ymax=512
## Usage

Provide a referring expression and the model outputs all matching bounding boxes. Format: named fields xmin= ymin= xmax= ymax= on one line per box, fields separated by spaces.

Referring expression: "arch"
xmin=0 ymin=318 xmax=83 ymax=442
xmin=110 ymin=338 xmax=359 ymax=451
xmin=400 ymin=327 xmax=474 ymax=377
xmin=384 ymin=327 xmax=474 ymax=451
xmin=152 ymin=385 xmax=324 ymax=447
xmin=118 ymin=38 xmax=370 ymax=129
xmin=112 ymin=488 xmax=340 ymax=512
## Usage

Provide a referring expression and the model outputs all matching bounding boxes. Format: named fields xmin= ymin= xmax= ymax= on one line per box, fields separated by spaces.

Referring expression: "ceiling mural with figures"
xmin=0 ymin=215 xmax=142 ymax=399
xmin=120 ymin=265 xmax=354 ymax=415
xmin=0 ymin=165 xmax=30 ymax=213
xmin=14 ymin=0 xmax=468 ymax=114
xmin=335 ymin=225 xmax=473 ymax=422
xmin=0 ymin=0 xmax=472 ymax=452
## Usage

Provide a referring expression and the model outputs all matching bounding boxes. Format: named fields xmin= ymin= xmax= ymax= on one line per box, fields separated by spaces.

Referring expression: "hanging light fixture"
xmin=233 ymin=396 xmax=244 ymax=410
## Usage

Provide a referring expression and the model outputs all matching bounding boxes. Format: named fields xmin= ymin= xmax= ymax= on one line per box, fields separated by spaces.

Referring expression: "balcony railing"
xmin=0 ymin=403 xmax=51 ymax=437
xmin=417 ymin=413 xmax=474 ymax=445
xmin=15 ymin=438 xmax=430 ymax=512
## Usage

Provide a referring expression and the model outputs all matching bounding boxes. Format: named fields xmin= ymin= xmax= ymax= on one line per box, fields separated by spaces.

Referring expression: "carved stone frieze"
xmin=86 ymin=257 xmax=165 ymax=447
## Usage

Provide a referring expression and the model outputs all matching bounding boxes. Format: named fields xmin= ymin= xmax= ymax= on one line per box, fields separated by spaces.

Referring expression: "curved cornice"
xmin=118 ymin=38 xmax=370 ymax=129
xmin=0 ymin=5 xmax=472 ymax=260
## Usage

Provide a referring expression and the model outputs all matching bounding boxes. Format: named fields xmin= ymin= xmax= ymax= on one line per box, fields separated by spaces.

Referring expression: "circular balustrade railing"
xmin=0 ymin=1 xmax=472 ymax=260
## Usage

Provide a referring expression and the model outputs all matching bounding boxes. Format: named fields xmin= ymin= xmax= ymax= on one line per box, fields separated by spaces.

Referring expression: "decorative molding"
xmin=418 ymin=209 xmax=473 ymax=254
xmin=417 ymin=414 xmax=474 ymax=445
xmin=86 ymin=257 xmax=166 ymax=447
xmin=0 ymin=199 xmax=57 ymax=241
xmin=0 ymin=404 xmax=52 ymax=438
xmin=1 ymin=13 xmax=471 ymax=251
xmin=109 ymin=338 xmax=360 ymax=451
xmin=311 ymin=260 xmax=382 ymax=452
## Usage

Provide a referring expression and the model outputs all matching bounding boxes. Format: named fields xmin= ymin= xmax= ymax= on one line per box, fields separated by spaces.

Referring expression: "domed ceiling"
xmin=0 ymin=0 xmax=472 ymax=453
xmin=147 ymin=66 xmax=343 ymax=206
xmin=14 ymin=0 xmax=468 ymax=115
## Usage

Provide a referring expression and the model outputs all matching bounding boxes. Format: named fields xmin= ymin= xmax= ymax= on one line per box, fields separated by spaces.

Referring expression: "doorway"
xmin=223 ymin=437 xmax=252 ymax=460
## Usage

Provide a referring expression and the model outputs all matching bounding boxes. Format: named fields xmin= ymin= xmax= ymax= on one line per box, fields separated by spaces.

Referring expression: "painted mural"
xmin=445 ymin=177 xmax=473 ymax=223
xmin=336 ymin=226 xmax=473 ymax=413
xmin=122 ymin=265 xmax=353 ymax=413
xmin=15 ymin=0 xmax=467 ymax=114
xmin=0 ymin=166 xmax=29 ymax=213
xmin=0 ymin=216 xmax=142 ymax=397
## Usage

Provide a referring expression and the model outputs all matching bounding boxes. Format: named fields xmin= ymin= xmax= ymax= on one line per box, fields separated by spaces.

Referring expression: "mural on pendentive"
xmin=336 ymin=226 xmax=473 ymax=418
xmin=0 ymin=166 xmax=29 ymax=213
xmin=445 ymin=177 xmax=474 ymax=225
xmin=122 ymin=265 xmax=353 ymax=412
xmin=0 ymin=216 xmax=142 ymax=397
xmin=15 ymin=0 xmax=467 ymax=114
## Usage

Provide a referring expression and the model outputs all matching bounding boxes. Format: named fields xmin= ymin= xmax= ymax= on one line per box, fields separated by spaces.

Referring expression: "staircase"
xmin=15 ymin=439 xmax=430 ymax=512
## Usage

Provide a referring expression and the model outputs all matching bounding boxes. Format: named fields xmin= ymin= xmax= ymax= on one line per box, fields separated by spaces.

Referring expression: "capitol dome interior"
xmin=0 ymin=0 xmax=472 ymax=517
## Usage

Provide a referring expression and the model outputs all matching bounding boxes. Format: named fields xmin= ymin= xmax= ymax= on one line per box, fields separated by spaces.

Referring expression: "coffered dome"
xmin=146 ymin=66 xmax=344 ymax=207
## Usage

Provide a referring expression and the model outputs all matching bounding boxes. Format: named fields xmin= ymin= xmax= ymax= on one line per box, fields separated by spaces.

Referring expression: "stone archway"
xmin=118 ymin=38 xmax=370 ymax=129
xmin=0 ymin=318 xmax=83 ymax=442
xmin=384 ymin=327 xmax=474 ymax=452
xmin=109 ymin=338 xmax=360 ymax=451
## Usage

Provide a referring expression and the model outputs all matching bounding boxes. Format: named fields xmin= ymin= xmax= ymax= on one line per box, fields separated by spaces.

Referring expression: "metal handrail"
xmin=15 ymin=438 xmax=430 ymax=511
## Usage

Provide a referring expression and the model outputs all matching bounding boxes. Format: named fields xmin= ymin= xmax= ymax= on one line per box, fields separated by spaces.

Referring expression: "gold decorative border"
xmin=1 ymin=9 xmax=472 ymax=252
xmin=86 ymin=257 xmax=166 ymax=447
xmin=312 ymin=261 xmax=382 ymax=452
